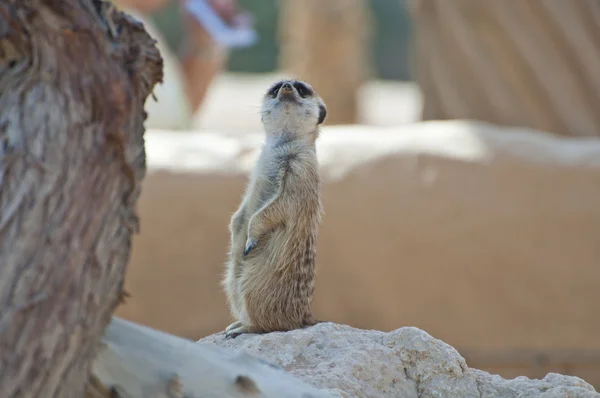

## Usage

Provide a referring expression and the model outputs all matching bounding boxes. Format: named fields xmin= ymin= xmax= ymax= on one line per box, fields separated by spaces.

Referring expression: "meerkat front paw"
xmin=243 ymin=238 xmax=257 ymax=256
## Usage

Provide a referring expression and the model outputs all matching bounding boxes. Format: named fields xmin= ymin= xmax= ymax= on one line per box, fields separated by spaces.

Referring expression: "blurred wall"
xmin=409 ymin=0 xmax=600 ymax=137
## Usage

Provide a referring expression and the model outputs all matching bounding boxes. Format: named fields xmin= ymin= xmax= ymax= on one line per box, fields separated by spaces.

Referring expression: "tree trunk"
xmin=408 ymin=0 xmax=600 ymax=138
xmin=278 ymin=0 xmax=372 ymax=125
xmin=0 ymin=1 xmax=162 ymax=397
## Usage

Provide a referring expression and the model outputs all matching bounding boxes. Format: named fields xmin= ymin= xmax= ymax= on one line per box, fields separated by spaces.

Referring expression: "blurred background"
xmin=112 ymin=0 xmax=600 ymax=389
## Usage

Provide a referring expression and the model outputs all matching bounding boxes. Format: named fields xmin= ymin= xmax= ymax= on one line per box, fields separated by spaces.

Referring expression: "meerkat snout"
xmin=280 ymin=82 xmax=293 ymax=92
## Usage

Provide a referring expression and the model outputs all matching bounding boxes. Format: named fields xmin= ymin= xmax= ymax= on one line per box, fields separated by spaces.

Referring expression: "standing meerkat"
xmin=222 ymin=79 xmax=327 ymax=339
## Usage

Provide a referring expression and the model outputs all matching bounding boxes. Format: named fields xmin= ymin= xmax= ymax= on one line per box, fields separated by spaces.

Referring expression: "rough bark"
xmin=408 ymin=0 xmax=600 ymax=138
xmin=278 ymin=0 xmax=372 ymax=125
xmin=87 ymin=317 xmax=335 ymax=397
xmin=0 ymin=1 xmax=162 ymax=397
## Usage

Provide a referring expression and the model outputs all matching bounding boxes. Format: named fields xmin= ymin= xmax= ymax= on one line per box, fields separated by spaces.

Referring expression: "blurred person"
xmin=112 ymin=0 xmax=256 ymax=129
xmin=178 ymin=0 xmax=256 ymax=114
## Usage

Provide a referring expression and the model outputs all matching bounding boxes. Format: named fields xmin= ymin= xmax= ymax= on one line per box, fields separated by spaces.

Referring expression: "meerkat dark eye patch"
xmin=293 ymin=82 xmax=311 ymax=98
xmin=317 ymin=104 xmax=327 ymax=124
xmin=268 ymin=82 xmax=283 ymax=98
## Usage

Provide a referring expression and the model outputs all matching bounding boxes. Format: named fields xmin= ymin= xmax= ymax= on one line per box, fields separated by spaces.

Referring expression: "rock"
xmin=198 ymin=323 xmax=599 ymax=398
xmin=473 ymin=371 xmax=599 ymax=398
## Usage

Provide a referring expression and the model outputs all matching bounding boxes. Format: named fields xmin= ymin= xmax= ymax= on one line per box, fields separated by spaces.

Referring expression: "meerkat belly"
xmin=241 ymin=225 xmax=315 ymax=330
xmin=241 ymin=230 xmax=315 ymax=331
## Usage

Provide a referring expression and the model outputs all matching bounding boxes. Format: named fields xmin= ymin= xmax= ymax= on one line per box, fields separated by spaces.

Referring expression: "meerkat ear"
xmin=317 ymin=103 xmax=327 ymax=125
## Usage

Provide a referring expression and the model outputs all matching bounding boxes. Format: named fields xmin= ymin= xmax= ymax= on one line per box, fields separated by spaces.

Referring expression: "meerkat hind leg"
xmin=225 ymin=320 xmax=243 ymax=333
xmin=225 ymin=323 xmax=262 ymax=339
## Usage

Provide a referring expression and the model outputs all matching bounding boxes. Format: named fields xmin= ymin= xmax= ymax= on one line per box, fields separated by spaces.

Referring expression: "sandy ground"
xmin=191 ymin=72 xmax=423 ymax=134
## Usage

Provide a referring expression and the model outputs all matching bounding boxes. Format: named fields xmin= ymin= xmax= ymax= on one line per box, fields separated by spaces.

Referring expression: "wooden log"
xmin=409 ymin=0 xmax=600 ymax=138
xmin=278 ymin=0 xmax=373 ymax=125
xmin=0 ymin=1 xmax=162 ymax=396
xmin=88 ymin=317 xmax=335 ymax=398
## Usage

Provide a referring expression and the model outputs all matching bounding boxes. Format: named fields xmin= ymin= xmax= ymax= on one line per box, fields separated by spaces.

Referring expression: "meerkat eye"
xmin=293 ymin=82 xmax=310 ymax=98
xmin=269 ymin=82 xmax=283 ymax=98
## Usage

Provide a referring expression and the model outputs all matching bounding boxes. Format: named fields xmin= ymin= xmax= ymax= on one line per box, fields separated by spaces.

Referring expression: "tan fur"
xmin=222 ymin=79 xmax=327 ymax=338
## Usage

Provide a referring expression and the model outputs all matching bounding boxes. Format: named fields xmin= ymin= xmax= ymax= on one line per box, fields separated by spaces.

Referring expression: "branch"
xmin=90 ymin=317 xmax=335 ymax=397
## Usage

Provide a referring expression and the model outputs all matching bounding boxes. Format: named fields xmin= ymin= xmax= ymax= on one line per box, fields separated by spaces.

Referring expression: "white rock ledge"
xmin=198 ymin=323 xmax=599 ymax=398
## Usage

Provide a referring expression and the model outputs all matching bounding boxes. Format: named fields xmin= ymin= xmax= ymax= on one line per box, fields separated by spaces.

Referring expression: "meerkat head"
xmin=260 ymin=79 xmax=327 ymax=138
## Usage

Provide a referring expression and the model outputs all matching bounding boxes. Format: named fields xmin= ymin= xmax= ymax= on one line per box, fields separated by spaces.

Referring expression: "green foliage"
xmin=370 ymin=0 xmax=413 ymax=81
xmin=227 ymin=0 xmax=280 ymax=73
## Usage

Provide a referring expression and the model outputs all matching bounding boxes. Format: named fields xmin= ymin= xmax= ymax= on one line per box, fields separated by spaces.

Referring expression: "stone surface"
xmin=198 ymin=323 xmax=599 ymax=397
xmin=116 ymin=120 xmax=600 ymax=386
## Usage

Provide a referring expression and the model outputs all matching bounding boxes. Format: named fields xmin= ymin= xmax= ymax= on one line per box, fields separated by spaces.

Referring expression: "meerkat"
xmin=222 ymin=79 xmax=327 ymax=339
